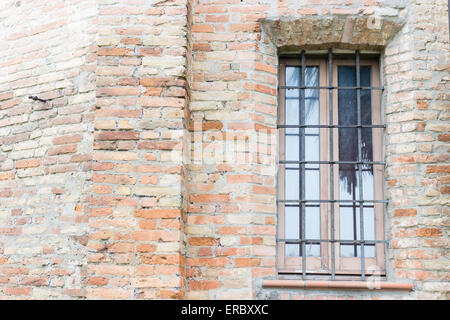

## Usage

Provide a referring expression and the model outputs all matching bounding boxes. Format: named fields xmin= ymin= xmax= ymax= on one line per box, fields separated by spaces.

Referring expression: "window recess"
xmin=277 ymin=49 xmax=386 ymax=281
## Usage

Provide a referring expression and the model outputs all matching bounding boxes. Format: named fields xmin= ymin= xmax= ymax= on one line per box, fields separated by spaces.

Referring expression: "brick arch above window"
xmin=259 ymin=15 xmax=405 ymax=51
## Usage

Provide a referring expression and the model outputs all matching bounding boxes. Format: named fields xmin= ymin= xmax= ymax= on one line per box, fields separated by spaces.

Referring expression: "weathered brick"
xmin=95 ymin=131 xmax=140 ymax=141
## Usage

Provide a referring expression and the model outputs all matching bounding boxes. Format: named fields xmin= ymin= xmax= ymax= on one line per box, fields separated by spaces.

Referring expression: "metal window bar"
xmin=300 ymin=50 xmax=307 ymax=279
xmin=328 ymin=49 xmax=336 ymax=280
xmin=278 ymin=49 xmax=384 ymax=280
xmin=355 ymin=50 xmax=366 ymax=280
xmin=352 ymin=183 xmax=358 ymax=256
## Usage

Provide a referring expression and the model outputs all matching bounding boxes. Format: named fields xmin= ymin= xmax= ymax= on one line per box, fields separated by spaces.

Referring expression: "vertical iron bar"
xmin=356 ymin=50 xmax=366 ymax=280
xmin=352 ymin=184 xmax=358 ymax=257
xmin=297 ymin=65 xmax=302 ymax=258
xmin=301 ymin=50 xmax=307 ymax=279
xmin=328 ymin=49 xmax=336 ymax=280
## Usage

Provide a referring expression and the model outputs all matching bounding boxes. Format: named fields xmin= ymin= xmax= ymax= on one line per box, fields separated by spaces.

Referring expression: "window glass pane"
xmin=305 ymin=206 xmax=320 ymax=257
xmin=340 ymin=245 xmax=355 ymax=258
xmin=339 ymin=207 xmax=355 ymax=239
xmin=339 ymin=206 xmax=357 ymax=258
xmin=338 ymin=65 xmax=374 ymax=201
xmin=285 ymin=99 xmax=299 ymax=135
xmin=339 ymin=206 xmax=375 ymax=257
xmin=285 ymin=67 xmax=319 ymax=130
xmin=305 ymin=67 xmax=319 ymax=98
xmin=357 ymin=245 xmax=375 ymax=258
xmin=305 ymin=67 xmax=319 ymax=137
xmin=286 ymin=66 xmax=300 ymax=98
xmin=305 ymin=135 xmax=319 ymax=168
xmin=285 ymin=135 xmax=299 ymax=162
xmin=338 ymin=66 xmax=358 ymax=200
xmin=305 ymin=169 xmax=320 ymax=200
xmin=286 ymin=244 xmax=299 ymax=257
xmin=285 ymin=169 xmax=299 ymax=200
xmin=285 ymin=205 xmax=300 ymax=257
xmin=361 ymin=207 xmax=375 ymax=241
xmin=339 ymin=168 xmax=374 ymax=201
xmin=361 ymin=172 xmax=374 ymax=200
xmin=339 ymin=166 xmax=356 ymax=201
xmin=286 ymin=66 xmax=318 ymax=94
xmin=286 ymin=206 xmax=300 ymax=239
xmin=356 ymin=207 xmax=375 ymax=258
xmin=305 ymin=98 xmax=319 ymax=135
xmin=360 ymin=67 xmax=373 ymax=169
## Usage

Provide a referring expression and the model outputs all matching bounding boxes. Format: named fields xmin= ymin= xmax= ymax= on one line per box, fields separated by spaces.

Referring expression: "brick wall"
xmin=0 ymin=0 xmax=448 ymax=300
xmin=0 ymin=0 xmax=97 ymax=298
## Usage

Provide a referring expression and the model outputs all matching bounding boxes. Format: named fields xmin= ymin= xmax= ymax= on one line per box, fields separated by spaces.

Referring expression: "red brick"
xmin=438 ymin=134 xmax=450 ymax=142
xmin=189 ymin=121 xmax=223 ymax=131
xmin=425 ymin=165 xmax=450 ymax=174
xmin=0 ymin=92 xmax=13 ymax=101
xmin=0 ymin=172 xmax=14 ymax=181
xmin=190 ymin=194 xmax=230 ymax=203
xmin=192 ymin=24 xmax=214 ymax=33
xmin=134 ymin=209 xmax=181 ymax=219
xmin=138 ymin=141 xmax=182 ymax=150
xmin=441 ymin=185 xmax=450 ymax=194
xmin=234 ymin=258 xmax=261 ymax=267
xmin=98 ymin=48 xmax=133 ymax=56
xmin=88 ymin=277 xmax=108 ymax=286
xmin=15 ymin=159 xmax=41 ymax=169
xmin=95 ymin=131 xmax=139 ymax=141
xmin=92 ymin=174 xmax=136 ymax=185
xmin=394 ymin=209 xmax=417 ymax=217
xmin=189 ymin=237 xmax=219 ymax=246
xmin=48 ymin=144 xmax=77 ymax=156
xmin=97 ymin=87 xmax=140 ymax=96
xmin=53 ymin=135 xmax=82 ymax=145
xmin=5 ymin=287 xmax=32 ymax=296
xmin=251 ymin=185 xmax=276 ymax=195
xmin=141 ymin=254 xmax=182 ymax=265
xmin=417 ymin=228 xmax=442 ymax=237
xmin=417 ymin=100 xmax=429 ymax=110
xmin=137 ymin=244 xmax=157 ymax=253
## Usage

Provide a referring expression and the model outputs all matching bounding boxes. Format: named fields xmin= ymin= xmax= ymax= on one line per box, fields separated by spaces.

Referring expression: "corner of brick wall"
xmin=88 ymin=0 xmax=191 ymax=300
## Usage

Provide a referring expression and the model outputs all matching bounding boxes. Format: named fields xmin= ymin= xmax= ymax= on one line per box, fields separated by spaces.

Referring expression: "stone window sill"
xmin=262 ymin=280 xmax=414 ymax=291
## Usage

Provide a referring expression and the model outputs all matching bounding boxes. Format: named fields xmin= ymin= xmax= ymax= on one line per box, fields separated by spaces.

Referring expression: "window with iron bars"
xmin=277 ymin=49 xmax=387 ymax=280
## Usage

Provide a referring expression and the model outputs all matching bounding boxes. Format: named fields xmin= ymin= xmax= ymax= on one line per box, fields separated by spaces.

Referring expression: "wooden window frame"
xmin=277 ymin=54 xmax=386 ymax=280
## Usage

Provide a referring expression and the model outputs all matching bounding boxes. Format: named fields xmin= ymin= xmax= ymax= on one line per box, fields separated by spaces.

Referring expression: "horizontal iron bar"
xmin=285 ymin=167 xmax=320 ymax=171
xmin=278 ymin=199 xmax=388 ymax=203
xmin=279 ymin=239 xmax=388 ymax=244
xmin=286 ymin=97 xmax=318 ymax=100
xmin=279 ymin=85 xmax=384 ymax=90
xmin=278 ymin=124 xmax=386 ymax=129
xmin=280 ymin=160 xmax=385 ymax=165
xmin=285 ymin=133 xmax=319 ymax=137
xmin=339 ymin=205 xmax=374 ymax=208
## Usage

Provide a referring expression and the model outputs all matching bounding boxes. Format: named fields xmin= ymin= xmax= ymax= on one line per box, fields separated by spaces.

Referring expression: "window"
xmin=277 ymin=50 xmax=386 ymax=280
